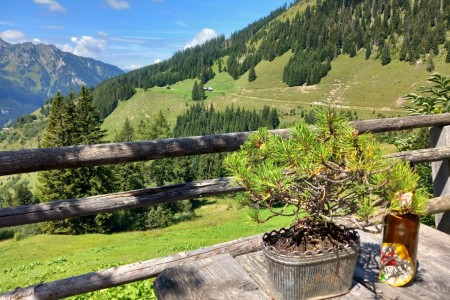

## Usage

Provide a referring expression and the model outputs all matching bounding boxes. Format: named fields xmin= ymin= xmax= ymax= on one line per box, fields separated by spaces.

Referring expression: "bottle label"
xmin=379 ymin=243 xmax=415 ymax=286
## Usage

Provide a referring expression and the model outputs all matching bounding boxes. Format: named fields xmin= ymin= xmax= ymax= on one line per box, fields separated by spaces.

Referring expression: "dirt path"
xmin=227 ymin=91 xmax=405 ymax=113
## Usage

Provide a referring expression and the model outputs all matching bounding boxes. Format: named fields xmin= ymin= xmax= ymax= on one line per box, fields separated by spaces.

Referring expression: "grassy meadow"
xmin=1 ymin=45 xmax=450 ymax=297
xmin=0 ymin=198 xmax=292 ymax=295
xmin=102 ymin=49 xmax=450 ymax=138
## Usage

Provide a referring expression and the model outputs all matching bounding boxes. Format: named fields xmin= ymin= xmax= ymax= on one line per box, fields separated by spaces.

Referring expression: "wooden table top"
xmin=154 ymin=225 xmax=450 ymax=299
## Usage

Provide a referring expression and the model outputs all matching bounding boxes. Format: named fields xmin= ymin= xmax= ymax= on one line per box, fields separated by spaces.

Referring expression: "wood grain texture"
xmin=355 ymin=226 xmax=450 ymax=300
xmin=154 ymin=253 xmax=270 ymax=300
xmin=1 ymin=176 xmax=449 ymax=228
xmin=430 ymin=126 xmax=450 ymax=233
xmin=0 ymin=177 xmax=243 ymax=227
xmin=2 ymin=113 xmax=450 ymax=176
xmin=388 ymin=145 xmax=450 ymax=163
xmin=0 ymin=235 xmax=262 ymax=300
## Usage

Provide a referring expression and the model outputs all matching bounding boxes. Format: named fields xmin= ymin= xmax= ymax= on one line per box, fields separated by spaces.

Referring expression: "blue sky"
xmin=0 ymin=0 xmax=287 ymax=71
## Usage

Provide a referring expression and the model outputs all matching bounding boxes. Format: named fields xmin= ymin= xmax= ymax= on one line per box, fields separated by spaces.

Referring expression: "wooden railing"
xmin=2 ymin=113 xmax=450 ymax=299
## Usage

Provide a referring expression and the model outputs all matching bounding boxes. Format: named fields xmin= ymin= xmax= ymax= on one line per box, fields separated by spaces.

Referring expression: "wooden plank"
xmin=388 ymin=145 xmax=450 ymax=163
xmin=2 ymin=113 xmax=450 ymax=176
xmin=0 ymin=177 xmax=243 ymax=227
xmin=1 ymin=175 xmax=449 ymax=228
xmin=0 ymin=234 xmax=262 ymax=300
xmin=1 ymin=169 xmax=450 ymax=228
xmin=353 ymin=113 xmax=450 ymax=134
xmin=430 ymin=126 xmax=450 ymax=233
xmin=236 ymin=250 xmax=378 ymax=299
xmin=425 ymin=194 xmax=450 ymax=215
xmin=0 ymin=131 xmax=282 ymax=176
xmin=355 ymin=227 xmax=450 ymax=299
xmin=154 ymin=253 xmax=270 ymax=300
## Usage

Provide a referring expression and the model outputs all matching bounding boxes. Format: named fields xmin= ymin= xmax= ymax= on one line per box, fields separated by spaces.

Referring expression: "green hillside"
xmin=1 ymin=0 xmax=450 ymax=297
xmin=101 ymin=49 xmax=450 ymax=139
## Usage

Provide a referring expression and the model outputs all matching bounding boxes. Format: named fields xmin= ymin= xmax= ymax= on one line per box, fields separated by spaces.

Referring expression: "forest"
xmin=93 ymin=0 xmax=450 ymax=118
xmin=0 ymin=89 xmax=280 ymax=235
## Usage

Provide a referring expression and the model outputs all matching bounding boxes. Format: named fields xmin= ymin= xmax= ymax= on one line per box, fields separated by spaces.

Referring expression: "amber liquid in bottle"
xmin=379 ymin=213 xmax=420 ymax=287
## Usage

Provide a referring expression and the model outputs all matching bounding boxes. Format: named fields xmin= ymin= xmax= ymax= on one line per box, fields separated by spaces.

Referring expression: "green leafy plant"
xmin=225 ymin=108 xmax=428 ymax=232
xmin=403 ymin=73 xmax=450 ymax=115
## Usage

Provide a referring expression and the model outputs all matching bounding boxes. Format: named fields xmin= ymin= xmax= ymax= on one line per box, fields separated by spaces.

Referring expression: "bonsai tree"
xmin=225 ymin=108 xmax=428 ymax=250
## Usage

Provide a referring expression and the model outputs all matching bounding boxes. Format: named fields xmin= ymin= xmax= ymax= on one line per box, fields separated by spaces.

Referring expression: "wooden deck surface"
xmin=154 ymin=225 xmax=450 ymax=300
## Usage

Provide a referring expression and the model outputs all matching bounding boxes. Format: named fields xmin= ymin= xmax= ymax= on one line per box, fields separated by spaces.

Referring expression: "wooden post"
xmin=430 ymin=126 xmax=450 ymax=233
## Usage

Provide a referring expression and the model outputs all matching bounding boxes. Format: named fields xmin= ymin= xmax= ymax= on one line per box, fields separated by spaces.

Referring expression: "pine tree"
xmin=446 ymin=43 xmax=450 ymax=63
xmin=37 ymin=87 xmax=115 ymax=234
xmin=149 ymin=110 xmax=171 ymax=139
xmin=115 ymin=118 xmax=135 ymax=142
xmin=192 ymin=81 xmax=200 ymax=101
xmin=248 ymin=66 xmax=257 ymax=82
xmin=381 ymin=44 xmax=391 ymax=65
xmin=218 ymin=59 xmax=222 ymax=73
xmin=426 ymin=53 xmax=435 ymax=72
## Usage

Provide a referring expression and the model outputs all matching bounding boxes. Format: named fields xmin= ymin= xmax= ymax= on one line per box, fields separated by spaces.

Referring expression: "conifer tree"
xmin=248 ymin=66 xmax=257 ymax=82
xmin=426 ymin=53 xmax=435 ymax=73
xmin=115 ymin=118 xmax=135 ymax=142
xmin=381 ymin=44 xmax=391 ymax=65
xmin=218 ymin=59 xmax=222 ymax=73
xmin=446 ymin=43 xmax=450 ymax=63
xmin=37 ymin=87 xmax=115 ymax=234
xmin=192 ymin=80 xmax=200 ymax=101
xmin=149 ymin=110 xmax=171 ymax=140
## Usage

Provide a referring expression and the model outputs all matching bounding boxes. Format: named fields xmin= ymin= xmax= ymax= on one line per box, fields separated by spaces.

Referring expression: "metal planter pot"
xmin=263 ymin=228 xmax=360 ymax=300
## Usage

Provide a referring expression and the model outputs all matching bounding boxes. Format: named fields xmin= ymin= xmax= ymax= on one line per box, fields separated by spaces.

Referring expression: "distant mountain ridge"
xmin=0 ymin=38 xmax=124 ymax=126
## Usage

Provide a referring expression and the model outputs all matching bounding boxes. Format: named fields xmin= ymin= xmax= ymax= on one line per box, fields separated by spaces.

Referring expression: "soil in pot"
xmin=264 ymin=221 xmax=359 ymax=253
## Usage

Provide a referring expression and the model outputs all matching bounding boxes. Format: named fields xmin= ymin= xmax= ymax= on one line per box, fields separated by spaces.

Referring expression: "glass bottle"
xmin=379 ymin=213 xmax=420 ymax=287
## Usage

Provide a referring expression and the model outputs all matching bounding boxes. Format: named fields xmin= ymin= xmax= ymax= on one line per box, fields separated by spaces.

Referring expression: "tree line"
xmin=92 ymin=0 xmax=450 ymax=121
xmin=0 ymin=90 xmax=280 ymax=236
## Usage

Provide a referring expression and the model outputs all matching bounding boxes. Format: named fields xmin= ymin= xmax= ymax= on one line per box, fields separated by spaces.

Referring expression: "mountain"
xmin=0 ymin=38 xmax=124 ymax=126
xmin=3 ymin=0 xmax=450 ymax=151
xmin=93 ymin=0 xmax=450 ymax=119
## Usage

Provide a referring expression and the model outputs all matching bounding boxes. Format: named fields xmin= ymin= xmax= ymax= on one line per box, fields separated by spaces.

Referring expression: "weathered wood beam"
xmin=0 ymin=177 xmax=243 ymax=228
xmin=425 ymin=194 xmax=450 ymax=216
xmin=2 ymin=114 xmax=450 ymax=176
xmin=0 ymin=132 xmax=263 ymax=176
xmin=1 ymin=173 xmax=450 ymax=228
xmin=353 ymin=112 xmax=450 ymax=134
xmin=0 ymin=234 xmax=263 ymax=300
xmin=387 ymin=146 xmax=450 ymax=163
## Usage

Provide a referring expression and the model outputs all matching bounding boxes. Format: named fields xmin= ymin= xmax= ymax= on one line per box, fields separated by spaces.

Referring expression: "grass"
xmin=0 ymin=197 xmax=292 ymax=293
xmin=100 ymin=49 xmax=450 ymax=138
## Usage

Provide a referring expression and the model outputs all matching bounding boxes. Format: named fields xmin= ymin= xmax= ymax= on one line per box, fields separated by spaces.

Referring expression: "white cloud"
xmin=105 ymin=0 xmax=130 ymax=10
xmin=184 ymin=28 xmax=217 ymax=49
xmin=123 ymin=64 xmax=143 ymax=71
xmin=32 ymin=38 xmax=42 ymax=44
xmin=60 ymin=44 xmax=74 ymax=53
xmin=98 ymin=31 xmax=109 ymax=38
xmin=0 ymin=30 xmax=25 ymax=42
xmin=34 ymin=0 xmax=66 ymax=13
xmin=63 ymin=36 xmax=107 ymax=59
xmin=154 ymin=59 xmax=162 ymax=64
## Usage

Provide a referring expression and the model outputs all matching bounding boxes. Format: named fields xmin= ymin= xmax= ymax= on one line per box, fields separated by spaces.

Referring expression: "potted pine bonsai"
xmin=224 ymin=108 xmax=427 ymax=300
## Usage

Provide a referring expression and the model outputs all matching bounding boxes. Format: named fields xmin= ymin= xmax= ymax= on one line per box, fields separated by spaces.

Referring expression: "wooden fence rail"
xmin=2 ymin=113 xmax=450 ymax=299
xmin=1 ymin=113 xmax=450 ymax=176
xmin=1 ymin=175 xmax=450 ymax=228
xmin=0 ymin=234 xmax=263 ymax=300
xmin=0 ymin=178 xmax=242 ymax=228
